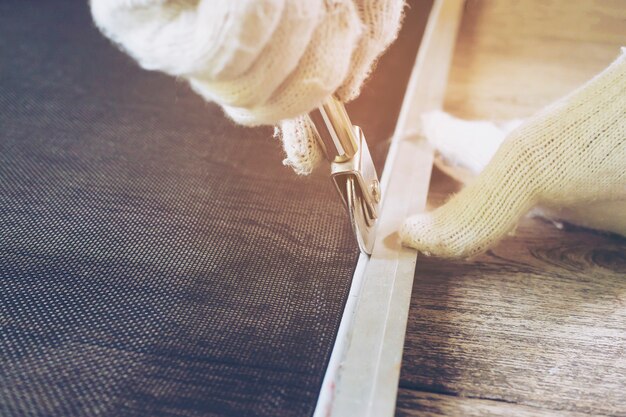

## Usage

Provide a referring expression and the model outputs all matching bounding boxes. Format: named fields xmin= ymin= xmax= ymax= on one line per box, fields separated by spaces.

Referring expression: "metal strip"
xmin=313 ymin=0 xmax=465 ymax=415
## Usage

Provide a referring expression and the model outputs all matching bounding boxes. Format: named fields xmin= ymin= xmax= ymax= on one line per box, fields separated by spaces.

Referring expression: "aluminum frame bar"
xmin=313 ymin=0 xmax=466 ymax=415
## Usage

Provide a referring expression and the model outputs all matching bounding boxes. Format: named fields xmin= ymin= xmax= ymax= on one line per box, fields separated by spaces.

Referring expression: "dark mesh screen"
xmin=0 ymin=1 xmax=425 ymax=416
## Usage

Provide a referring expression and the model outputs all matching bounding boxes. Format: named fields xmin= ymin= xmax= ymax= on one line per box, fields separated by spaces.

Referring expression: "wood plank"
xmin=399 ymin=170 xmax=626 ymax=416
xmin=396 ymin=389 xmax=594 ymax=417
xmin=444 ymin=0 xmax=626 ymax=119
xmin=398 ymin=2 xmax=626 ymax=415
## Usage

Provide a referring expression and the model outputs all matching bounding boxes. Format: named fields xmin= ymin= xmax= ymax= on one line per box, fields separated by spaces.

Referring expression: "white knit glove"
xmin=90 ymin=0 xmax=405 ymax=174
xmin=401 ymin=49 xmax=626 ymax=258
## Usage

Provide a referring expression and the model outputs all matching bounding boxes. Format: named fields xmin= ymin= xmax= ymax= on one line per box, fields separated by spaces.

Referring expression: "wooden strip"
xmin=396 ymin=389 xmax=593 ymax=417
xmin=400 ymin=212 xmax=626 ymax=415
xmin=444 ymin=0 xmax=626 ymax=119
xmin=314 ymin=1 xmax=465 ymax=416
xmin=398 ymin=2 xmax=626 ymax=416
xmin=399 ymin=174 xmax=626 ymax=416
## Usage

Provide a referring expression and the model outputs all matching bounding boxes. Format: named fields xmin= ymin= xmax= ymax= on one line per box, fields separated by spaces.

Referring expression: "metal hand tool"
xmin=308 ymin=97 xmax=380 ymax=254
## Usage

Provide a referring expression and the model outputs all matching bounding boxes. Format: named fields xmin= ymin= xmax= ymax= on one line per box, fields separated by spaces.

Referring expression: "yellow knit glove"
xmin=401 ymin=48 xmax=626 ymax=258
xmin=90 ymin=0 xmax=405 ymax=175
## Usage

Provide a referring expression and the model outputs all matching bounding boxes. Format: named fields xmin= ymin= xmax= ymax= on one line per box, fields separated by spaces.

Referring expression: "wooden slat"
xmin=398 ymin=1 xmax=626 ymax=415
xmin=444 ymin=0 xmax=626 ymax=119
xmin=396 ymin=389 xmax=594 ymax=417
xmin=400 ymin=169 xmax=626 ymax=415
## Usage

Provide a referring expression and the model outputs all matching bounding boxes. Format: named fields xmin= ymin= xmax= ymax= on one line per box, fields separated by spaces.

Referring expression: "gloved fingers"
xmin=336 ymin=0 xmax=405 ymax=102
xmin=400 ymin=174 xmax=537 ymax=258
xmin=188 ymin=1 xmax=323 ymax=109
xmin=90 ymin=0 xmax=289 ymax=80
xmin=267 ymin=0 xmax=404 ymax=174
xmin=91 ymin=0 xmax=372 ymax=123
xmin=277 ymin=116 xmax=324 ymax=176
xmin=222 ymin=0 xmax=364 ymax=126
xmin=400 ymin=135 xmax=540 ymax=258
xmin=402 ymin=49 xmax=626 ymax=257
xmin=91 ymin=0 xmax=405 ymax=176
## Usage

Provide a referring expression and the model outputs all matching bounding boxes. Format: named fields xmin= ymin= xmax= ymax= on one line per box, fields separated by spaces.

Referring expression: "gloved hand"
xmin=401 ymin=49 xmax=626 ymax=258
xmin=90 ymin=0 xmax=405 ymax=174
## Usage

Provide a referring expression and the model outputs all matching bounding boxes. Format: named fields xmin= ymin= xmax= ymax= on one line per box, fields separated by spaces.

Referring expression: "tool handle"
xmin=309 ymin=97 xmax=359 ymax=162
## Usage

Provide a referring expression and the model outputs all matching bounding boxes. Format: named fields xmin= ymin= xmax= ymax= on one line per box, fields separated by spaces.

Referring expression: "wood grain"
xmin=444 ymin=0 xmax=626 ymax=119
xmin=398 ymin=1 xmax=626 ymax=415
xmin=396 ymin=389 xmax=595 ymax=417
xmin=400 ymin=184 xmax=626 ymax=414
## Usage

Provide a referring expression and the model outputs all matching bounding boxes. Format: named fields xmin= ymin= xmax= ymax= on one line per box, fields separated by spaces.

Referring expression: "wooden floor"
xmin=396 ymin=1 xmax=626 ymax=415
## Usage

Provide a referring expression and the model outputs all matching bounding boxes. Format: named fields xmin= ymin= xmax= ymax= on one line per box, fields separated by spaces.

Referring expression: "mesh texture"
xmin=0 ymin=1 xmax=357 ymax=416
xmin=0 ymin=0 xmax=425 ymax=415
